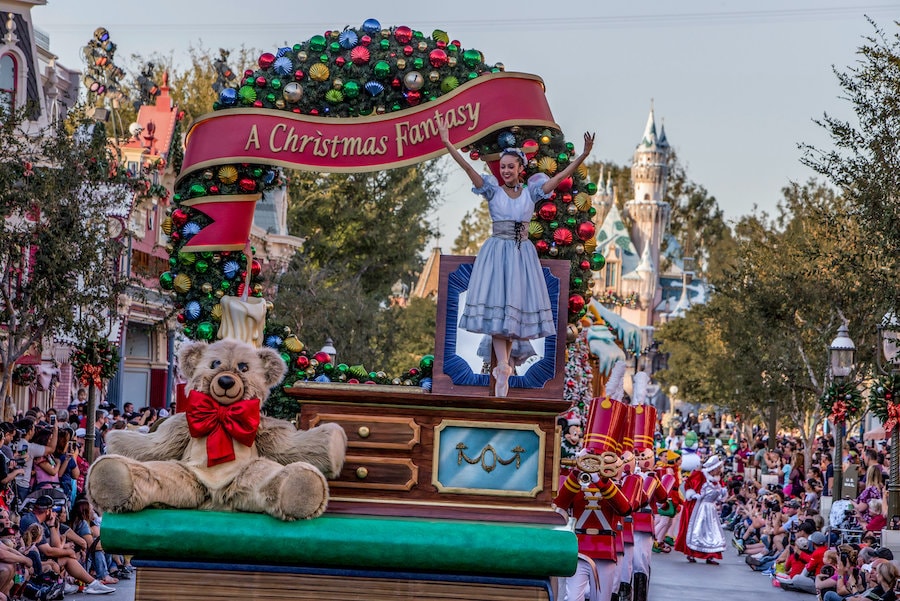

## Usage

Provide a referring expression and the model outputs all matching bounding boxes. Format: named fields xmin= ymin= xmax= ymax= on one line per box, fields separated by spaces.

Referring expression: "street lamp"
xmin=319 ymin=337 xmax=337 ymax=363
xmin=667 ymin=385 xmax=678 ymax=431
xmin=830 ymin=324 xmax=856 ymax=501
xmin=876 ymin=312 xmax=900 ymax=520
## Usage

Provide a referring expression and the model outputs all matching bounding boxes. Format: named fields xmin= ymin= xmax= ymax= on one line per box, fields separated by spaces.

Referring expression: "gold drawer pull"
xmin=357 ymin=426 xmax=370 ymax=438
xmin=355 ymin=467 xmax=369 ymax=479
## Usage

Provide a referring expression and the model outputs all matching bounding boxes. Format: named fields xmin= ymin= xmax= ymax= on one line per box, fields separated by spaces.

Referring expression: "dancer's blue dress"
xmin=458 ymin=174 xmax=556 ymax=340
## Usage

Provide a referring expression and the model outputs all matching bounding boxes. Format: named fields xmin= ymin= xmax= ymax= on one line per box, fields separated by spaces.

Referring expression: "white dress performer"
xmin=680 ymin=455 xmax=727 ymax=563
xmin=439 ymin=119 xmax=595 ymax=396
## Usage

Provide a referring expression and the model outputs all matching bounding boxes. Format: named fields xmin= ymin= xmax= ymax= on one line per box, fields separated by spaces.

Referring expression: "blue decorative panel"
xmin=432 ymin=420 xmax=545 ymax=497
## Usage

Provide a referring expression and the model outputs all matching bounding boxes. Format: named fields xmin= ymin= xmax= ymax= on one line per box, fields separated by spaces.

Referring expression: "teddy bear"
xmin=86 ymin=338 xmax=347 ymax=521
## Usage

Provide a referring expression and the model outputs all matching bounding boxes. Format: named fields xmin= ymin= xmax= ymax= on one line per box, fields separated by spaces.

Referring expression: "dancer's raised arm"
xmin=541 ymin=132 xmax=595 ymax=194
xmin=438 ymin=117 xmax=485 ymax=189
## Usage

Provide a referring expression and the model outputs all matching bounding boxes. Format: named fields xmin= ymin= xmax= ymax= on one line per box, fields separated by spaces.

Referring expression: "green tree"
xmin=802 ymin=19 xmax=900 ymax=307
xmin=656 ymin=180 xmax=881 ymax=463
xmin=375 ymin=297 xmax=437 ymax=376
xmin=274 ymin=162 xmax=444 ymax=364
xmin=452 ymin=200 xmax=490 ymax=255
xmin=0 ymin=110 xmax=134 ymax=412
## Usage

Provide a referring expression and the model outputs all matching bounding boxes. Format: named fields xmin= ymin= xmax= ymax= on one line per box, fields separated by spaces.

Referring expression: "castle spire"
xmin=640 ymin=103 xmax=658 ymax=148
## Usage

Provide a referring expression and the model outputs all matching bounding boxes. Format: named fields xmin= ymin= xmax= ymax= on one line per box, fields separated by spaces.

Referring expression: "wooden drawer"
xmin=310 ymin=413 xmax=419 ymax=450
xmin=333 ymin=455 xmax=418 ymax=491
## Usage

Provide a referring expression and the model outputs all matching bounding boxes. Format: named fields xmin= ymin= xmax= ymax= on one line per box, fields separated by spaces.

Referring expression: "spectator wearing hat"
xmin=777 ymin=530 xmax=829 ymax=594
xmin=19 ymin=495 xmax=114 ymax=595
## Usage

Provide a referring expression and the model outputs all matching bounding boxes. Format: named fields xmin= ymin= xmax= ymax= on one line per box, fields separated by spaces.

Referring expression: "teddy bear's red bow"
xmin=185 ymin=390 xmax=261 ymax=467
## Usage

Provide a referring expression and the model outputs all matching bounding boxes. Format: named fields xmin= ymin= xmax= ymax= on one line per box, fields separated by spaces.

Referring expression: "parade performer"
xmin=438 ymin=118 xmax=594 ymax=396
xmin=674 ymin=455 xmax=727 ymax=565
xmin=554 ymin=363 xmax=632 ymax=601
xmin=653 ymin=450 xmax=683 ymax=553
xmin=614 ymin=403 xmax=643 ymax=601
xmin=630 ymin=373 xmax=671 ymax=601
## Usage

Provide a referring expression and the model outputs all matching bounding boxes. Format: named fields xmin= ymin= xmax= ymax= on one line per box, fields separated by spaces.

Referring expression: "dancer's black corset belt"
xmin=492 ymin=220 xmax=526 ymax=249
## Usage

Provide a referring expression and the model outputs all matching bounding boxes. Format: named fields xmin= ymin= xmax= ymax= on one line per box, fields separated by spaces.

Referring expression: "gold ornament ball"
xmin=215 ymin=289 xmax=225 ymax=298
xmin=566 ymin=324 xmax=578 ymax=342
xmin=396 ymin=58 xmax=407 ymax=70
xmin=210 ymin=304 xmax=223 ymax=321
xmin=332 ymin=78 xmax=344 ymax=90
xmin=308 ymin=63 xmax=330 ymax=82
xmin=583 ymin=237 xmax=598 ymax=254
xmin=566 ymin=203 xmax=578 ymax=215
xmin=494 ymin=62 xmax=505 ymax=72
xmin=283 ymin=335 xmax=304 ymax=353
xmin=201 ymin=282 xmax=213 ymax=294
xmin=549 ymin=245 xmax=559 ymax=257
xmin=253 ymin=283 xmax=264 ymax=294
xmin=203 ymin=170 xmax=214 ymax=180
xmin=540 ymin=135 xmax=551 ymax=145
xmin=164 ymin=244 xmax=174 ymax=254
xmin=329 ymin=30 xmax=340 ymax=39
xmin=577 ymin=164 xmax=589 ymax=179
xmin=161 ymin=217 xmax=174 ymax=235
xmin=404 ymin=71 xmax=425 ymax=90
xmin=376 ymin=105 xmax=386 ymax=114
xmin=211 ymin=255 xmax=221 ymax=264
xmin=296 ymin=51 xmax=308 ymax=62
xmin=429 ymin=70 xmax=440 ymax=82
xmin=218 ymin=165 xmax=239 ymax=184
xmin=392 ymin=378 xmax=401 ymax=385
xmin=574 ymin=192 xmax=591 ymax=211
xmin=275 ymin=99 xmax=285 ymax=109
xmin=265 ymin=301 xmax=274 ymax=312
xmin=447 ymin=56 xmax=457 ymax=67
xmin=417 ymin=41 xmax=428 ymax=52
xmin=284 ymin=326 xmax=292 ymax=335
xmin=380 ymin=28 xmax=391 ymax=38
xmin=575 ymin=243 xmax=585 ymax=255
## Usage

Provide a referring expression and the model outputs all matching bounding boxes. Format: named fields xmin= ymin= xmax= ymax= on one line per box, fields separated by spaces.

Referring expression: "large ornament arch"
xmin=161 ymin=19 xmax=603 ymax=387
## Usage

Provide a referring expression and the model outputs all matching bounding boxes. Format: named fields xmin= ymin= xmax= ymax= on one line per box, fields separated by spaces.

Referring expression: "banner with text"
xmin=178 ymin=72 xmax=559 ymax=179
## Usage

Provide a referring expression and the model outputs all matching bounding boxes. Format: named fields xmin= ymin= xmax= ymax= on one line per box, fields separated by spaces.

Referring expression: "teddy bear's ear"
xmin=257 ymin=347 xmax=288 ymax=389
xmin=178 ymin=342 xmax=208 ymax=380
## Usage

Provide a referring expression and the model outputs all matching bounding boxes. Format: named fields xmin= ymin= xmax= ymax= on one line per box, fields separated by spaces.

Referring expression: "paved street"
xmin=64 ymin=576 xmax=134 ymax=601
xmin=649 ymin=546 xmax=811 ymax=601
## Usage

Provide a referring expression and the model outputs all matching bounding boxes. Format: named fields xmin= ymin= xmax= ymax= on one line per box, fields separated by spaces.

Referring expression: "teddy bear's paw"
xmin=269 ymin=462 xmax=329 ymax=521
xmin=312 ymin=422 xmax=349 ymax=478
xmin=87 ymin=456 xmax=137 ymax=513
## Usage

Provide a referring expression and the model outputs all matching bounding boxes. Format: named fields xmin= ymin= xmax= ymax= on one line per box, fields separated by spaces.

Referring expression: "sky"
xmin=32 ymin=1 xmax=900 ymax=247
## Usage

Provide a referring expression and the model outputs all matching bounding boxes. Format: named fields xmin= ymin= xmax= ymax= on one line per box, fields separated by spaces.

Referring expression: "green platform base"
xmin=101 ymin=510 xmax=577 ymax=578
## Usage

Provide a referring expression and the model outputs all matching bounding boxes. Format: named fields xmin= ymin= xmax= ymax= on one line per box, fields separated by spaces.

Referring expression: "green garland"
xmin=819 ymin=379 xmax=864 ymax=423
xmin=870 ymin=373 xmax=900 ymax=433
xmin=11 ymin=365 xmax=36 ymax=387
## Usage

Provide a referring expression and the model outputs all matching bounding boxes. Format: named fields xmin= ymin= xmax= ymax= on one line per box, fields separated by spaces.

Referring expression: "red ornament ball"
xmin=394 ymin=26 xmax=413 ymax=44
xmin=253 ymin=100 xmax=263 ymax=108
xmin=429 ymin=49 xmax=448 ymax=68
xmin=557 ymin=177 xmax=573 ymax=193
xmin=405 ymin=91 xmax=421 ymax=105
xmin=171 ymin=209 xmax=188 ymax=227
xmin=522 ymin=139 xmax=539 ymax=158
xmin=580 ymin=260 xmax=591 ymax=270
xmin=335 ymin=56 xmax=346 ymax=67
xmin=314 ymin=351 xmax=331 ymax=364
xmin=553 ymin=227 xmax=573 ymax=245
xmin=251 ymin=260 xmax=262 ymax=276
xmin=296 ymin=355 xmax=310 ymax=369
xmin=576 ymin=222 xmax=596 ymax=241
xmin=469 ymin=150 xmax=480 ymax=160
xmin=403 ymin=45 xmax=414 ymax=56
xmin=538 ymin=202 xmax=558 ymax=221
xmin=568 ymin=294 xmax=586 ymax=314
xmin=361 ymin=35 xmax=372 ymax=46
xmin=238 ymin=178 xmax=257 ymax=192
xmin=209 ymin=185 xmax=219 ymax=194
xmin=535 ymin=240 xmax=549 ymax=254
xmin=294 ymin=69 xmax=305 ymax=79
xmin=255 ymin=76 xmax=267 ymax=87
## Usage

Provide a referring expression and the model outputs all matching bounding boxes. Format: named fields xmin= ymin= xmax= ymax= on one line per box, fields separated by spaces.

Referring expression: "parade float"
xmin=90 ymin=19 xmax=622 ymax=600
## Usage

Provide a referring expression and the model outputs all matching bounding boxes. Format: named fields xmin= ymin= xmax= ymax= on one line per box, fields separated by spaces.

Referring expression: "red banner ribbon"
xmin=180 ymin=194 xmax=261 ymax=251
xmin=178 ymin=72 xmax=558 ymax=179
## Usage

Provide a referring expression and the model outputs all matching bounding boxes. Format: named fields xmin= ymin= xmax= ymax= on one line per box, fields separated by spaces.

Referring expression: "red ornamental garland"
xmin=871 ymin=374 xmax=900 ymax=435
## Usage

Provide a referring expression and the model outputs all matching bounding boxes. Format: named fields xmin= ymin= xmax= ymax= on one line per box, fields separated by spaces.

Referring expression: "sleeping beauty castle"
xmin=586 ymin=107 xmax=707 ymax=393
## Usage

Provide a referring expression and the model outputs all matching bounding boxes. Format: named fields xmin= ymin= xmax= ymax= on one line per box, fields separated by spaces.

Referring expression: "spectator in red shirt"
xmin=863 ymin=499 xmax=887 ymax=532
xmin=777 ymin=531 xmax=829 ymax=594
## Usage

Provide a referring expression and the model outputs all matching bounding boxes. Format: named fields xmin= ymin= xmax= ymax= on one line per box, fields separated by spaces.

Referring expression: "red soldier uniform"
xmin=554 ymin=395 xmax=631 ymax=601
xmin=630 ymin=394 xmax=664 ymax=601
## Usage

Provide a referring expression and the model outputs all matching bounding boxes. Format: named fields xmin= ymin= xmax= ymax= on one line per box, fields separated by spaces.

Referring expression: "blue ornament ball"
xmin=223 ymin=260 xmax=241 ymax=280
xmin=497 ymin=131 xmax=516 ymax=149
xmin=365 ymin=81 xmax=385 ymax=96
xmin=273 ymin=56 xmax=293 ymax=76
xmin=263 ymin=170 xmax=276 ymax=184
xmin=185 ymin=301 xmax=201 ymax=321
xmin=219 ymin=88 xmax=238 ymax=106
xmin=265 ymin=335 xmax=283 ymax=348
xmin=275 ymin=46 xmax=292 ymax=58
xmin=315 ymin=374 xmax=332 ymax=383
xmin=420 ymin=377 xmax=433 ymax=392
xmin=339 ymin=30 xmax=359 ymax=49
xmin=181 ymin=222 xmax=201 ymax=238
xmin=362 ymin=18 xmax=381 ymax=35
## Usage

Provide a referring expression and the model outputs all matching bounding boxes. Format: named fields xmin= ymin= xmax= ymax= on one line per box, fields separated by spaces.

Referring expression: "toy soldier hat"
xmin=583 ymin=397 xmax=627 ymax=455
xmin=632 ymin=403 xmax=657 ymax=451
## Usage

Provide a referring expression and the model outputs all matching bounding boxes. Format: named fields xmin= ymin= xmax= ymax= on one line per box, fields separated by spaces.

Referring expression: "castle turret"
xmin=625 ymin=105 xmax=671 ymax=285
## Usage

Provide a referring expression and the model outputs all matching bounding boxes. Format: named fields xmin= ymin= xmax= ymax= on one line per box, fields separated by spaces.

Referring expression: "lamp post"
xmin=319 ymin=337 xmax=337 ymax=364
xmin=876 ymin=312 xmax=900 ymax=520
xmin=829 ymin=324 xmax=856 ymax=501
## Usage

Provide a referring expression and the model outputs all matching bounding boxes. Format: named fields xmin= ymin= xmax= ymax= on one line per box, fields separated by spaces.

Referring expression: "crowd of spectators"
xmin=0 ymin=391 xmax=173 ymax=600
xmin=669 ymin=413 xmax=900 ymax=600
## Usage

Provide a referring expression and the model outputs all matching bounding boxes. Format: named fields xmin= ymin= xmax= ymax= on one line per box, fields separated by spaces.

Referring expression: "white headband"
xmin=500 ymin=148 xmax=527 ymax=165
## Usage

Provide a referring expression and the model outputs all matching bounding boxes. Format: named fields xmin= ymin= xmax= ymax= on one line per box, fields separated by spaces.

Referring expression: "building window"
xmin=0 ymin=54 xmax=16 ymax=116
xmin=605 ymin=265 xmax=617 ymax=288
xmin=125 ymin=323 xmax=152 ymax=360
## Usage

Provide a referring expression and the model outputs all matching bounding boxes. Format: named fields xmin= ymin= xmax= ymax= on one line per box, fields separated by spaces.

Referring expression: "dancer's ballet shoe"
xmin=492 ymin=364 xmax=512 ymax=397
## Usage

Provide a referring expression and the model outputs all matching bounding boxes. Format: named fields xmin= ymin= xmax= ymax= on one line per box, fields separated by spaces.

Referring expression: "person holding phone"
xmin=11 ymin=418 xmax=56 ymax=502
